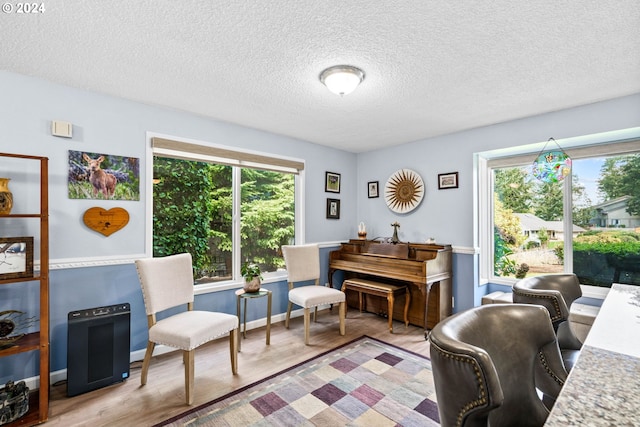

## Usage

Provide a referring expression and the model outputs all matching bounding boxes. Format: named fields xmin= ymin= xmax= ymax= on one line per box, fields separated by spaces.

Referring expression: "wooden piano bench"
xmin=341 ymin=278 xmax=410 ymax=333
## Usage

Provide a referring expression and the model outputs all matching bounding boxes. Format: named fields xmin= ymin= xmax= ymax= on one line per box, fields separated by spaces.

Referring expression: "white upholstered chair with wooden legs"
xmin=135 ymin=253 xmax=239 ymax=405
xmin=282 ymin=244 xmax=346 ymax=345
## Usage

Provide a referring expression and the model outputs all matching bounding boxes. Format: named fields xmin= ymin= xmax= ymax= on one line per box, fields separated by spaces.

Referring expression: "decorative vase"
xmin=0 ymin=178 xmax=13 ymax=215
xmin=243 ymin=277 xmax=261 ymax=293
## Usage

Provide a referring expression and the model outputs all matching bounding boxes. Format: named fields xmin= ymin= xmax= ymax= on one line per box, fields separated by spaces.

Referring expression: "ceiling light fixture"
xmin=319 ymin=65 xmax=365 ymax=96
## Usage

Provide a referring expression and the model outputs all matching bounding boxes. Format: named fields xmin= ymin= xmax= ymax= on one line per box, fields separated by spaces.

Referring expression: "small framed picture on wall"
xmin=438 ymin=172 xmax=459 ymax=190
xmin=326 ymin=198 xmax=340 ymax=219
xmin=368 ymin=181 xmax=379 ymax=198
xmin=325 ymin=171 xmax=341 ymax=193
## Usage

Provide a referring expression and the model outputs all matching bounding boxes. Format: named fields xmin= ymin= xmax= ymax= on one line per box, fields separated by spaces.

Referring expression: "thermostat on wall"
xmin=51 ymin=120 xmax=73 ymax=138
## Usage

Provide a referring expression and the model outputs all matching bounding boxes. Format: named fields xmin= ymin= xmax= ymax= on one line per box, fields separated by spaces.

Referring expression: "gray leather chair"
xmin=429 ymin=304 xmax=567 ymax=427
xmin=512 ymin=273 xmax=583 ymax=371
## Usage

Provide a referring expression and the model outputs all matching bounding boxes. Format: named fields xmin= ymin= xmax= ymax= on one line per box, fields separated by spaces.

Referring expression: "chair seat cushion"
xmin=149 ymin=311 xmax=238 ymax=350
xmin=289 ymin=286 xmax=345 ymax=308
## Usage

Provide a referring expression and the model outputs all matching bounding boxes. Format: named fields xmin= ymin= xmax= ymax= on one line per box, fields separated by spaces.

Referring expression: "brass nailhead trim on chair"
xmin=431 ymin=343 xmax=488 ymax=427
xmin=513 ymin=290 xmax=563 ymax=322
xmin=537 ymin=351 xmax=565 ymax=386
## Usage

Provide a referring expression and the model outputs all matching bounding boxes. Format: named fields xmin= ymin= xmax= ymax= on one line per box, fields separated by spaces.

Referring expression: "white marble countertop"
xmin=545 ymin=283 xmax=640 ymax=426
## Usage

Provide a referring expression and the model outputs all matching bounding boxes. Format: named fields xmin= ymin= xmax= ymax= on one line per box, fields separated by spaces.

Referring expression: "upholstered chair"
xmin=512 ymin=273 xmax=583 ymax=371
xmin=429 ymin=304 xmax=567 ymax=427
xmin=135 ymin=253 xmax=239 ymax=405
xmin=282 ymin=244 xmax=346 ymax=345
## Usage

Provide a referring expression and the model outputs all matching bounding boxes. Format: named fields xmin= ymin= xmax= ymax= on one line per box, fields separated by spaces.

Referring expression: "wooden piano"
xmin=329 ymin=239 xmax=452 ymax=332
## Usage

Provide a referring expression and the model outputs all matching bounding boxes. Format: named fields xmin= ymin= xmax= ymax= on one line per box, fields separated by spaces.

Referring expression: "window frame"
xmin=145 ymin=133 xmax=305 ymax=294
xmin=476 ymin=128 xmax=640 ymax=299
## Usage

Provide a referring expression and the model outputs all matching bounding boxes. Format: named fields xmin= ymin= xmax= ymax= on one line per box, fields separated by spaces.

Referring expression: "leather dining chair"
xmin=429 ymin=304 xmax=568 ymax=427
xmin=512 ymin=273 xmax=583 ymax=371
xmin=282 ymin=244 xmax=346 ymax=345
xmin=135 ymin=253 xmax=239 ymax=405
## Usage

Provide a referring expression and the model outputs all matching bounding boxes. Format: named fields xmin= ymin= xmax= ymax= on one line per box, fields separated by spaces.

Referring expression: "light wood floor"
xmin=46 ymin=309 xmax=431 ymax=427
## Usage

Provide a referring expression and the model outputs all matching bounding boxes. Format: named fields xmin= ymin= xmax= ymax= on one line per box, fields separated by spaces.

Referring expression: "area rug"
xmin=155 ymin=336 xmax=439 ymax=426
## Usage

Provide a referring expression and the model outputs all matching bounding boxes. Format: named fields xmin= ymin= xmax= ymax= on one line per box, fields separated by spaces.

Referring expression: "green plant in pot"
xmin=241 ymin=263 xmax=263 ymax=293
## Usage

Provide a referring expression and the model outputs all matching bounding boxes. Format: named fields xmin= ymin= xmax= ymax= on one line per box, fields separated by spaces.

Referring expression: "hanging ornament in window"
xmin=532 ymin=138 xmax=572 ymax=183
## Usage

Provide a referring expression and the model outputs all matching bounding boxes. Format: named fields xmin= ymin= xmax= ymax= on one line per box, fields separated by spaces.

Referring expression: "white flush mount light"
xmin=319 ymin=65 xmax=365 ymax=96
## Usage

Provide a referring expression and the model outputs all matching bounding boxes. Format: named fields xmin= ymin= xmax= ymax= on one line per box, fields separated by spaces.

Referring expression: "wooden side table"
xmin=235 ymin=288 xmax=272 ymax=351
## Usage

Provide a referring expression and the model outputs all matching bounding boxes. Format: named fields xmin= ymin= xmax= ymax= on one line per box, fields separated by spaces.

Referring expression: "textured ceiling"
xmin=2 ymin=1 xmax=639 ymax=153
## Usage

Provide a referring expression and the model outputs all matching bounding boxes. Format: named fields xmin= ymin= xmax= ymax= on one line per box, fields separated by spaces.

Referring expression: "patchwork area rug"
xmin=155 ymin=336 xmax=440 ymax=426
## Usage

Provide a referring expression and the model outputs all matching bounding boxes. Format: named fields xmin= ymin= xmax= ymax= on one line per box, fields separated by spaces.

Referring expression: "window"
xmin=479 ymin=135 xmax=640 ymax=292
xmin=150 ymin=137 xmax=303 ymax=286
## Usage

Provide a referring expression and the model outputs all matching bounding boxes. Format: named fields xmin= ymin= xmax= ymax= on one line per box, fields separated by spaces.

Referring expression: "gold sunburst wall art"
xmin=384 ymin=169 xmax=425 ymax=214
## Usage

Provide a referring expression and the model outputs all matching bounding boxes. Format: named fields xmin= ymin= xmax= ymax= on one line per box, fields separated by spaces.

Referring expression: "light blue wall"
xmin=357 ymin=93 xmax=640 ymax=310
xmin=0 ymin=71 xmax=355 ymax=381
xmin=1 ymin=70 xmax=639 ymax=382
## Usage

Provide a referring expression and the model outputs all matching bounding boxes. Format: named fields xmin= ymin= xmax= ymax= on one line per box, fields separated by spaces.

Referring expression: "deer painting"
xmin=82 ymin=153 xmax=117 ymax=199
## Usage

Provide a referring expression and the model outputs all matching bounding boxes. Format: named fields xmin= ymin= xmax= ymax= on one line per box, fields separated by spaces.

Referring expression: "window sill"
xmin=194 ymin=270 xmax=287 ymax=295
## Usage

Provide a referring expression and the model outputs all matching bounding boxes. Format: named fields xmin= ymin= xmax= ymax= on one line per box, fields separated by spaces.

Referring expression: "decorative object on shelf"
xmin=319 ymin=65 xmax=365 ymax=96
xmin=437 ymin=172 xmax=459 ymax=190
xmin=326 ymin=198 xmax=340 ymax=219
xmin=0 ymin=310 xmax=37 ymax=349
xmin=532 ymin=137 xmax=572 ymax=183
xmin=0 ymin=380 xmax=29 ymax=425
xmin=390 ymin=221 xmax=401 ymax=244
xmin=241 ymin=263 xmax=263 ymax=293
xmin=384 ymin=169 xmax=424 ymax=213
xmin=0 ymin=237 xmax=34 ymax=280
xmin=0 ymin=178 xmax=13 ymax=215
xmin=358 ymin=222 xmax=367 ymax=239
xmin=325 ymin=171 xmax=341 ymax=193
xmin=367 ymin=181 xmax=379 ymax=198
xmin=83 ymin=207 xmax=130 ymax=237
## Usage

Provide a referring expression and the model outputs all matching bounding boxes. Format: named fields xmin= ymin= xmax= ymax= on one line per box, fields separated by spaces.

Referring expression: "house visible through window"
xmin=480 ymin=136 xmax=640 ymax=289
xmin=151 ymin=137 xmax=302 ymax=286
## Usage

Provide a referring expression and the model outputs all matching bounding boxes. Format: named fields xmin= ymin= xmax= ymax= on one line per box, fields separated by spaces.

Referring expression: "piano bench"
xmin=341 ymin=278 xmax=410 ymax=333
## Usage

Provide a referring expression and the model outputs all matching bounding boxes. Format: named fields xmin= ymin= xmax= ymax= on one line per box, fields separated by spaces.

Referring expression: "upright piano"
xmin=329 ymin=239 xmax=452 ymax=332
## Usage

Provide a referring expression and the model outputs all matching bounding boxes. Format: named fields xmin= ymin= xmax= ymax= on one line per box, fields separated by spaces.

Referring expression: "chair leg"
xmin=141 ymin=341 xmax=155 ymax=386
xmin=339 ymin=301 xmax=346 ymax=336
xmin=184 ymin=350 xmax=195 ymax=405
xmin=313 ymin=307 xmax=318 ymax=323
xmin=304 ymin=308 xmax=311 ymax=345
xmin=387 ymin=294 xmax=394 ymax=333
xmin=229 ymin=328 xmax=238 ymax=375
xmin=285 ymin=301 xmax=293 ymax=328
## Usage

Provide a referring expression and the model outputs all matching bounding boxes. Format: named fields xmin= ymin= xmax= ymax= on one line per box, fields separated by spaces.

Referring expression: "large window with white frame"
xmin=479 ymin=136 xmax=640 ymax=292
xmin=150 ymin=137 xmax=303 ymax=287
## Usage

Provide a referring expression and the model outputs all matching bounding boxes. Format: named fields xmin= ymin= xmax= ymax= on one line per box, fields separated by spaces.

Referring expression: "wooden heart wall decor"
xmin=83 ymin=207 xmax=129 ymax=237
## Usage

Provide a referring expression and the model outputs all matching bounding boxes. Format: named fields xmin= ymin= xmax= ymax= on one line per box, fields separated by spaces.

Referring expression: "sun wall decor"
xmin=384 ymin=169 xmax=424 ymax=213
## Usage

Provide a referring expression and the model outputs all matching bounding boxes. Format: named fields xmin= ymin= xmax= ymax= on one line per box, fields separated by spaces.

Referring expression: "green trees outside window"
xmin=153 ymin=156 xmax=295 ymax=283
xmin=492 ymin=153 xmax=640 ymax=287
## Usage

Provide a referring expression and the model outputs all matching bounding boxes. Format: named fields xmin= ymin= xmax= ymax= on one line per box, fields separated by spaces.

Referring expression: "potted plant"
xmin=241 ymin=263 xmax=263 ymax=293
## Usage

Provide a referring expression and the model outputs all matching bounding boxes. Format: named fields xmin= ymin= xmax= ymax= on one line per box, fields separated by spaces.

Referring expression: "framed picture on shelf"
xmin=0 ymin=237 xmax=34 ymax=280
xmin=438 ymin=172 xmax=459 ymax=190
xmin=326 ymin=198 xmax=340 ymax=219
xmin=325 ymin=171 xmax=341 ymax=193
xmin=368 ymin=181 xmax=379 ymax=198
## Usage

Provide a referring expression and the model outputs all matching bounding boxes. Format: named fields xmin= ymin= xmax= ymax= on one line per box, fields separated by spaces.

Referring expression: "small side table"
xmin=235 ymin=288 xmax=272 ymax=351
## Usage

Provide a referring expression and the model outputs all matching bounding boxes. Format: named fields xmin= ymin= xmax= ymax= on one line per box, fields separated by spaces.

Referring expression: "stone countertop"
xmin=544 ymin=345 xmax=640 ymax=426
xmin=545 ymin=283 xmax=640 ymax=426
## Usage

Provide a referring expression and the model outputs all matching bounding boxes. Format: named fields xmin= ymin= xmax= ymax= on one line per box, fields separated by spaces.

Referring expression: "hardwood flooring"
xmin=46 ymin=309 xmax=431 ymax=427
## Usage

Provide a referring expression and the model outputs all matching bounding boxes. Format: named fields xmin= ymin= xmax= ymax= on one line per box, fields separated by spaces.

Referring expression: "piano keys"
xmin=329 ymin=239 xmax=452 ymax=332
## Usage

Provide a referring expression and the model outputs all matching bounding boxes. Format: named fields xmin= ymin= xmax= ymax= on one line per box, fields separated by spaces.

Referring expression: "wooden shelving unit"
xmin=0 ymin=152 xmax=49 ymax=426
